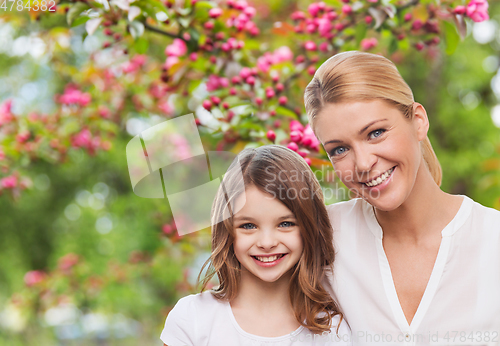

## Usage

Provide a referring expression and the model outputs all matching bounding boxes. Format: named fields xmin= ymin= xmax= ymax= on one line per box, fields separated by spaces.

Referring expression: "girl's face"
xmin=232 ymin=185 xmax=303 ymax=284
xmin=314 ymin=100 xmax=429 ymax=211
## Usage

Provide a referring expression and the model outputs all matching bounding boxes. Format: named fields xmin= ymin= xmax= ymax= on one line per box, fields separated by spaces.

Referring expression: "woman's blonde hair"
xmin=199 ymin=145 xmax=342 ymax=334
xmin=304 ymin=51 xmax=442 ymax=186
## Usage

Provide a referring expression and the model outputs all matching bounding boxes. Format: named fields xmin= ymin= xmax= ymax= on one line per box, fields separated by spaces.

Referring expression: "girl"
xmin=160 ymin=145 xmax=351 ymax=345
xmin=305 ymin=51 xmax=500 ymax=345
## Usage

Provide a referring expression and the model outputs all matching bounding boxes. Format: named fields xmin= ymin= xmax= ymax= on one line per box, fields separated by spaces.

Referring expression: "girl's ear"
xmin=413 ymin=102 xmax=429 ymax=141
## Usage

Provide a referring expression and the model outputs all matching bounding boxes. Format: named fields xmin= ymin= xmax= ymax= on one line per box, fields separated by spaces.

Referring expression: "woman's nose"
xmin=354 ymin=147 xmax=377 ymax=174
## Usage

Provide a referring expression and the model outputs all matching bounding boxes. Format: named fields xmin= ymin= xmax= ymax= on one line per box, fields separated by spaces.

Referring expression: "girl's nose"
xmin=256 ymin=229 xmax=279 ymax=249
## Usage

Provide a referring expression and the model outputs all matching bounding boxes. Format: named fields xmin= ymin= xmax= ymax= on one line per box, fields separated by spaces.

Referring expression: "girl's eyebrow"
xmin=234 ymin=214 xmax=297 ymax=222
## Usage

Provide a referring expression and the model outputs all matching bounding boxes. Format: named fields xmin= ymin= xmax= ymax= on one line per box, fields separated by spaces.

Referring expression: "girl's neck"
xmin=374 ymin=162 xmax=463 ymax=243
xmin=231 ymin=269 xmax=293 ymax=313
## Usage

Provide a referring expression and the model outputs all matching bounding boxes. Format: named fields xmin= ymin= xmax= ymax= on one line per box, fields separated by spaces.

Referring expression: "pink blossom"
xmin=342 ymin=4 xmax=352 ymax=14
xmin=290 ymin=120 xmax=304 ymax=132
xmin=305 ymin=158 xmax=312 ymax=166
xmin=290 ymin=130 xmax=303 ymax=143
xmin=59 ymin=253 xmax=79 ymax=272
xmin=158 ymin=100 xmax=174 ymax=115
xmin=16 ymin=131 xmax=30 ymax=143
xmin=202 ymin=100 xmax=212 ymax=111
xmin=164 ymin=56 xmax=180 ymax=70
xmin=291 ymin=11 xmax=306 ymax=21
xmin=1 ymin=175 xmax=17 ymax=189
xmin=361 ymin=37 xmax=378 ymax=50
xmin=278 ymin=96 xmax=287 ymax=105
xmin=165 ymin=39 xmax=187 ymax=57
xmin=273 ymin=46 xmax=293 ymax=63
xmin=365 ymin=16 xmax=373 ymax=24
xmin=131 ymin=54 xmax=146 ymax=66
xmin=266 ymin=130 xmax=276 ymax=141
xmin=207 ymin=75 xmax=222 ymax=91
xmin=404 ymin=13 xmax=412 ymax=21
xmin=244 ymin=6 xmax=256 ymax=18
xmin=412 ymin=19 xmax=423 ymax=30
xmin=304 ymin=41 xmax=317 ymax=51
xmin=245 ymin=76 xmax=255 ymax=85
xmin=367 ymin=0 xmax=377 ymax=3
xmin=58 ymin=86 xmax=92 ymax=107
xmin=316 ymin=18 xmax=333 ymax=37
xmin=287 ymin=142 xmax=299 ymax=152
xmin=0 ymin=99 xmax=14 ymax=125
xmin=308 ymin=3 xmax=320 ymax=17
xmin=466 ymin=0 xmax=489 ymax=22
xmin=24 ymin=270 xmax=45 ymax=287
xmin=319 ymin=42 xmax=329 ymax=52
xmin=303 ymin=125 xmax=320 ymax=150
xmin=208 ymin=8 xmax=223 ymax=18
xmin=327 ymin=11 xmax=338 ymax=20
xmin=454 ymin=6 xmax=466 ymax=14
xmin=297 ymin=150 xmax=307 ymax=158
xmin=72 ymin=129 xmax=92 ymax=149
xmin=266 ymin=87 xmax=275 ymax=99
xmin=240 ymin=67 xmax=252 ymax=79
xmin=162 ymin=224 xmax=174 ymax=234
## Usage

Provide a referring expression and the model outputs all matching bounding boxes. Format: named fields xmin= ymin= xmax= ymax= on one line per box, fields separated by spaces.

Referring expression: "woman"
xmin=304 ymin=51 xmax=500 ymax=345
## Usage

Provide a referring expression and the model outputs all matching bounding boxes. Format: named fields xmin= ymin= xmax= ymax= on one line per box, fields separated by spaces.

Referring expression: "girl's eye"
xmin=329 ymin=146 xmax=347 ymax=157
xmin=239 ymin=223 xmax=256 ymax=230
xmin=369 ymin=129 xmax=385 ymax=139
xmin=279 ymin=221 xmax=296 ymax=228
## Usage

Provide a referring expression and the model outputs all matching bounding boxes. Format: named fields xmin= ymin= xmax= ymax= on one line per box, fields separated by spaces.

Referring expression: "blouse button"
xmin=405 ymin=333 xmax=411 ymax=341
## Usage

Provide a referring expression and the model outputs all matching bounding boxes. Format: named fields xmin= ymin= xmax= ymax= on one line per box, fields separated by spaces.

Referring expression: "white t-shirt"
xmin=160 ymin=290 xmax=352 ymax=346
xmin=325 ymin=196 xmax=500 ymax=346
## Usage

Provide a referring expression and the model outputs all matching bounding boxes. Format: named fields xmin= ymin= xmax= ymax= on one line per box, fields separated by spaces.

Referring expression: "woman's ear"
xmin=413 ymin=102 xmax=429 ymax=141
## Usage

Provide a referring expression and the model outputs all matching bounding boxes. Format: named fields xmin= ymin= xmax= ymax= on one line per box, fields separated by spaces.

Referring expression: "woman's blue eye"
xmin=370 ymin=129 xmax=385 ymax=139
xmin=279 ymin=221 xmax=296 ymax=228
xmin=330 ymin=147 xmax=347 ymax=157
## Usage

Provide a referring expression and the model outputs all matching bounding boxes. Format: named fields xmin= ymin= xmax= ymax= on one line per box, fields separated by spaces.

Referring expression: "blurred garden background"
xmin=0 ymin=0 xmax=499 ymax=344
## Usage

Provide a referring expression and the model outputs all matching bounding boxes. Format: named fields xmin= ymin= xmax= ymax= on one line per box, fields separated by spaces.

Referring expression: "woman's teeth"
xmin=365 ymin=167 xmax=394 ymax=187
xmin=254 ymin=254 xmax=284 ymax=262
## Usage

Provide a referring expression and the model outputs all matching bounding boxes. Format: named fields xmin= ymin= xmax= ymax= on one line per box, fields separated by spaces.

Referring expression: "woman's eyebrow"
xmin=358 ymin=119 xmax=388 ymax=135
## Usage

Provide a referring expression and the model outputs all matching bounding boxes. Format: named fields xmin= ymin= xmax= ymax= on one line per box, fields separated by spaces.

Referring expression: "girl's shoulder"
xmin=168 ymin=290 xmax=226 ymax=316
xmin=160 ymin=291 xmax=229 ymax=345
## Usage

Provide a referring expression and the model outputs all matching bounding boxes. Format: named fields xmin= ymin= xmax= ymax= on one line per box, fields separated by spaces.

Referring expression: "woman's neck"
xmin=374 ymin=163 xmax=463 ymax=243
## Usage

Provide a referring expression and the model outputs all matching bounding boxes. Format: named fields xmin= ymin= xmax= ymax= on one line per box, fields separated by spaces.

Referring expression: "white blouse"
xmin=161 ymin=290 xmax=352 ymax=346
xmin=325 ymin=196 xmax=500 ymax=346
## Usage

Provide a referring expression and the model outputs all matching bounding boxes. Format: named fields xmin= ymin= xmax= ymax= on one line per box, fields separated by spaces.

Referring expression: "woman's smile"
xmin=315 ymin=100 xmax=428 ymax=211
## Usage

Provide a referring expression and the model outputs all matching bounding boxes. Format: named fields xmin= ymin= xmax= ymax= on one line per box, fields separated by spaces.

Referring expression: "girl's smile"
xmin=233 ymin=186 xmax=303 ymax=283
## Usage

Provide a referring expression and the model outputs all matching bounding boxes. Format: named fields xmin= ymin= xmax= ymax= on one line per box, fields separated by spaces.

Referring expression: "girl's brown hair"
xmin=199 ymin=145 xmax=342 ymax=334
xmin=304 ymin=51 xmax=442 ymax=186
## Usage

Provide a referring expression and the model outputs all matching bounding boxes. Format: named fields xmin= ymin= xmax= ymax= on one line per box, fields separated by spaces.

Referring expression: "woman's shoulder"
xmin=466 ymin=196 xmax=500 ymax=228
xmin=326 ymin=198 xmax=368 ymax=229
xmin=326 ymin=198 xmax=366 ymax=214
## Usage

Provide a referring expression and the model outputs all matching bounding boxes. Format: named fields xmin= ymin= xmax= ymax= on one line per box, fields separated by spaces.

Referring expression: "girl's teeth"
xmin=255 ymin=255 xmax=282 ymax=262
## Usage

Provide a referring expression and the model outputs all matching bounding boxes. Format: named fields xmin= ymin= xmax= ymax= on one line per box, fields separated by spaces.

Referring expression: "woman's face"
xmin=314 ymin=100 xmax=429 ymax=211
